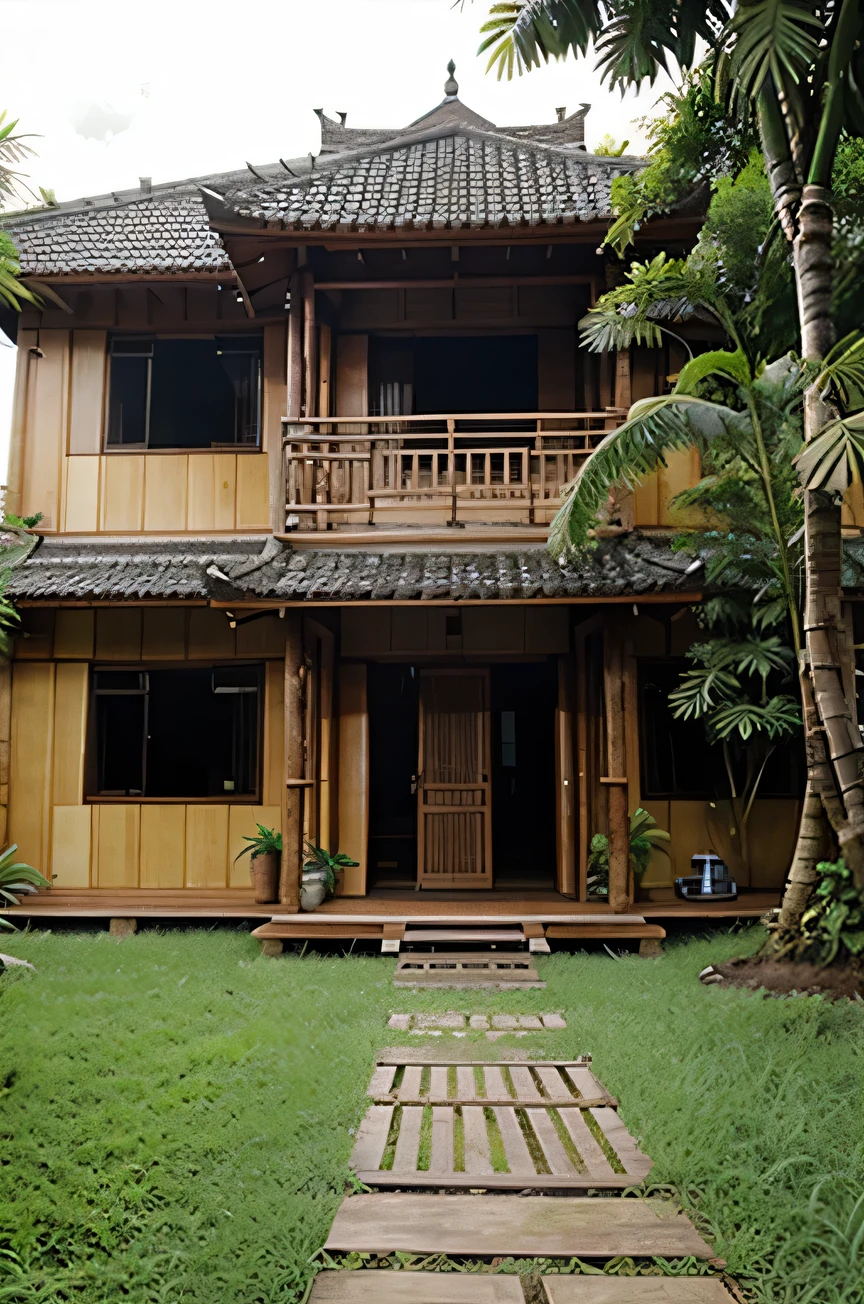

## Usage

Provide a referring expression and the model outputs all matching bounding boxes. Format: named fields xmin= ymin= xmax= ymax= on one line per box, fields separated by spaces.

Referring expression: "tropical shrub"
xmin=0 ymin=843 xmax=49 ymax=931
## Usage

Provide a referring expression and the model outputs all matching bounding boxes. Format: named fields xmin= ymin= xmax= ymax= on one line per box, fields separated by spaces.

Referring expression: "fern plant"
xmin=769 ymin=859 xmax=864 ymax=966
xmin=586 ymin=808 xmax=671 ymax=898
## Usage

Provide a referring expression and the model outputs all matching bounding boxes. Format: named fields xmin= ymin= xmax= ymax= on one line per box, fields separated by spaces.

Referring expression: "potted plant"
xmin=234 ymin=825 xmax=282 ymax=904
xmin=301 ymin=841 xmax=359 ymax=912
xmin=587 ymin=809 xmax=671 ymax=901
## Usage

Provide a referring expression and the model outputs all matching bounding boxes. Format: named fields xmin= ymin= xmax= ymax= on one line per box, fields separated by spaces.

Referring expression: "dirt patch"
xmin=711 ymin=954 xmax=864 ymax=1001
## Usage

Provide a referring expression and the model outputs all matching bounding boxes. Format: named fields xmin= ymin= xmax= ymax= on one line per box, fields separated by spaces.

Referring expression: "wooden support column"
xmin=613 ymin=349 xmax=632 ymax=411
xmin=555 ymin=654 xmax=577 ymax=897
xmin=280 ymin=614 xmax=304 ymax=909
xmin=603 ymin=610 xmax=631 ymax=912
xmin=301 ymin=267 xmax=317 ymax=418
xmin=273 ymin=271 xmax=303 ymax=535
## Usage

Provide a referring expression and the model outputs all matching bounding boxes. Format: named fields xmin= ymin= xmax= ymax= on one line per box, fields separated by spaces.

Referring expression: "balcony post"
xmin=280 ymin=613 xmax=305 ymax=910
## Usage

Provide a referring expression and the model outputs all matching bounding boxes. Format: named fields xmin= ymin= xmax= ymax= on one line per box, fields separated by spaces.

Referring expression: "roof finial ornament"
xmin=444 ymin=59 xmax=458 ymax=97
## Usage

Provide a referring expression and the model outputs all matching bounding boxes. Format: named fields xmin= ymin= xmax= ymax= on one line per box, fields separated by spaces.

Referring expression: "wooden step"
xmin=309 ymin=1271 xmax=523 ymax=1302
xmin=325 ymin=1194 xmax=715 ymax=1258
xmin=545 ymin=925 xmax=665 ymax=941
xmin=394 ymin=952 xmax=543 ymax=988
xmin=543 ymin=1280 xmax=733 ymax=1302
xmin=309 ymin=1274 xmax=733 ymax=1303
xmin=403 ymin=928 xmax=526 ymax=943
xmin=352 ymin=1060 xmax=651 ymax=1190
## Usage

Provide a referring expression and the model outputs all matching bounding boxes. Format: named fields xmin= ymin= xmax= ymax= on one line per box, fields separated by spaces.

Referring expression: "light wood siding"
xmin=9 ymin=662 xmax=55 ymax=873
xmin=93 ymin=804 xmax=140 ymax=887
xmin=64 ymin=455 xmax=101 ymax=531
xmin=235 ymin=454 xmax=270 ymax=528
xmin=54 ymin=610 xmax=95 ymax=659
xmin=140 ymin=805 xmax=186 ymax=888
xmin=634 ymin=448 xmax=704 ymax=529
xmin=52 ymin=662 xmax=88 ymax=806
xmin=51 ymin=806 xmax=91 ymax=887
xmin=69 ymin=331 xmax=107 ymax=454
xmin=185 ymin=805 xmax=230 ymax=888
xmin=144 ymin=455 xmax=188 ymax=530
xmin=19 ymin=329 xmax=69 ymax=530
xmin=337 ymin=663 xmax=368 ymax=895
xmin=188 ymin=454 xmax=237 ymax=531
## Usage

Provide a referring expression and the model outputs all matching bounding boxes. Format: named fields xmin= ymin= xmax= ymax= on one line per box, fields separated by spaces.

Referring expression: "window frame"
xmin=104 ymin=333 xmax=264 ymax=454
xmin=85 ymin=661 xmax=265 ymax=803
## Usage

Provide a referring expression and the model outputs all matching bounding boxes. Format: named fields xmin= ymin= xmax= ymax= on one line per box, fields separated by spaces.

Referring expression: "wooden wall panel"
xmin=21 ymin=329 xmax=69 ymax=530
xmin=526 ymin=607 xmax=570 ymax=654
xmin=235 ymin=455 xmax=269 ymax=528
xmin=746 ymin=800 xmax=800 ymax=889
xmin=658 ymin=447 xmax=703 ymax=526
xmin=144 ymin=455 xmax=188 ymax=530
xmin=9 ymin=662 xmax=55 ymax=873
xmin=69 ymin=330 xmax=107 ymax=454
xmin=50 ymin=805 xmax=92 ymax=887
xmin=139 ymin=805 xmax=186 ymax=888
xmin=63 ymin=456 xmax=100 ymax=531
xmin=463 ymin=606 xmax=525 ymax=653
xmin=187 ymin=453 xmax=237 ymax=531
xmin=341 ymin=608 xmax=389 ymax=656
xmin=633 ymin=473 xmax=660 ymax=526
xmin=93 ymin=804 xmax=140 ymax=887
xmin=14 ymin=609 xmax=55 ymax=659
xmin=336 ymin=663 xmax=368 ymax=894
xmin=263 ymin=660 xmax=284 ymax=808
xmin=185 ymin=805 xmax=229 ymax=887
xmin=52 ymin=662 xmax=88 ymax=806
xmin=235 ymin=614 xmax=287 ymax=658
xmin=95 ymin=610 xmax=143 ymax=660
xmin=842 ymin=478 xmax=864 ymax=527
xmin=101 ymin=454 xmax=144 ymax=530
xmin=228 ymin=804 xmax=281 ymax=887
xmin=142 ymin=608 xmax=187 ymax=659
xmin=335 ymin=335 xmax=368 ymax=416
xmin=188 ymin=609 xmax=235 ymax=659
xmin=538 ymin=329 xmax=576 ymax=411
xmin=263 ymin=322 xmax=288 ymax=453
xmin=639 ymin=799 xmax=671 ymax=888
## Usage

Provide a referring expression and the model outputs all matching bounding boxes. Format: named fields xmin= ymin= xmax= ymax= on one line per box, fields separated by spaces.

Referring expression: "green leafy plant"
xmin=0 ymin=843 xmax=49 ymax=931
xmin=586 ymin=808 xmax=670 ymax=898
xmin=769 ymin=859 xmax=864 ymax=966
xmin=303 ymin=842 xmax=359 ymax=896
xmin=233 ymin=824 xmax=282 ymax=862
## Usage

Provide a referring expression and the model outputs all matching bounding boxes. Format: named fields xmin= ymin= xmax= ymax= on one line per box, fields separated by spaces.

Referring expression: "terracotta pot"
xmin=250 ymin=851 xmax=279 ymax=904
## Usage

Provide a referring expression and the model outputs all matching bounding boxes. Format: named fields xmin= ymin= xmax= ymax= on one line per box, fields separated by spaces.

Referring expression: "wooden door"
xmin=417 ymin=669 xmax=492 ymax=888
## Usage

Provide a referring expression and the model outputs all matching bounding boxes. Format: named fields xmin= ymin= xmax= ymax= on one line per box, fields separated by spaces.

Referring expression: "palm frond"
xmin=579 ymin=253 xmax=724 ymax=353
xmin=670 ymin=666 xmax=743 ymax=718
xmin=477 ymin=0 xmax=598 ymax=80
xmin=794 ymin=412 xmax=864 ymax=495
xmin=548 ymin=394 xmax=738 ymax=557
xmin=675 ymin=348 xmax=753 ymax=393
xmin=708 ymin=694 xmax=801 ymax=740
xmin=724 ymin=0 xmax=824 ymax=108
xmin=814 ymin=331 xmax=864 ymax=410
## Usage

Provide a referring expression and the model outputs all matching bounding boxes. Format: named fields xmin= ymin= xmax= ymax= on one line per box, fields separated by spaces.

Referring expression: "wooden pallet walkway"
xmin=325 ymin=1194 xmax=715 ymax=1258
xmin=351 ymin=1057 xmax=650 ymax=1190
xmin=309 ymin=1272 xmax=733 ymax=1302
xmin=393 ymin=952 xmax=545 ymax=988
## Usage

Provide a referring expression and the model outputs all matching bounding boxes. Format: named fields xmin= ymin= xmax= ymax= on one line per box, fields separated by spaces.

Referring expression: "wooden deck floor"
xmin=4 ymin=887 xmax=780 ymax=921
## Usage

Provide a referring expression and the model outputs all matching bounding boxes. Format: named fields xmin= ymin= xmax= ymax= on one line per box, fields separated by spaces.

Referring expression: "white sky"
xmin=0 ymin=0 xmax=671 ymax=485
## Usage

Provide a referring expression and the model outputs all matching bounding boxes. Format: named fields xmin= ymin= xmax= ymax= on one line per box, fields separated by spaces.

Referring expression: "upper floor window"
xmin=107 ymin=335 xmax=262 ymax=450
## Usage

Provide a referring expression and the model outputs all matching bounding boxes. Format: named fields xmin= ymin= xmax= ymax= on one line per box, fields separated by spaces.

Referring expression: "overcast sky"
xmin=0 ymin=0 xmax=671 ymax=483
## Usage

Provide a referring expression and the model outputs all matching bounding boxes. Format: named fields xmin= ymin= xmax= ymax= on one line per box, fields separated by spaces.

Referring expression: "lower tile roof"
xmin=4 ymin=533 xmax=698 ymax=603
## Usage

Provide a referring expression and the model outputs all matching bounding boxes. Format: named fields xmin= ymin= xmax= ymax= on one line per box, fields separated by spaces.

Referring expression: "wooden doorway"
xmin=417 ymin=669 xmax=492 ymax=888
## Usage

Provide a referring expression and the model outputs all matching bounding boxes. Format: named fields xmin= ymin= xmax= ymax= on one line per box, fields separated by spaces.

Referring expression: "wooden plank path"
xmin=309 ymin=1273 xmax=733 ymax=1302
xmin=325 ymin=1194 xmax=715 ymax=1258
xmin=350 ymin=1058 xmax=651 ymax=1190
xmin=394 ymin=952 xmax=545 ymax=988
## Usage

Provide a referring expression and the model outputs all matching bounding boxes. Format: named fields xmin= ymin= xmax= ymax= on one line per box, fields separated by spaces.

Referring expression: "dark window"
xmin=107 ymin=336 xmax=262 ymax=450
xmin=640 ymin=660 xmax=803 ymax=800
xmin=89 ymin=665 xmax=261 ymax=799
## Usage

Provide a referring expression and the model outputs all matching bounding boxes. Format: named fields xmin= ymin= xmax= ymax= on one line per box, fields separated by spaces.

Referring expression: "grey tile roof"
xmin=221 ymin=131 xmax=636 ymax=233
xmin=5 ymin=533 xmax=697 ymax=603
xmin=7 ymin=193 xmax=231 ymax=277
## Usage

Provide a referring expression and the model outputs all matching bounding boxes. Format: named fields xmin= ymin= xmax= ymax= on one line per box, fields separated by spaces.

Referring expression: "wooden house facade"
xmin=0 ymin=71 xmax=815 ymax=923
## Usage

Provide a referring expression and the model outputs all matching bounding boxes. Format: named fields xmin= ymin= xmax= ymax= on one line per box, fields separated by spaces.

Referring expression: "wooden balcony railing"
xmin=281 ymin=411 xmax=625 ymax=531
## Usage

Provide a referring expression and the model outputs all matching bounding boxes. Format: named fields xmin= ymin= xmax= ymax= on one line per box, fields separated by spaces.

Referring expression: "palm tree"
xmin=0 ymin=110 xmax=41 ymax=310
xmin=475 ymin=0 xmax=864 ymax=894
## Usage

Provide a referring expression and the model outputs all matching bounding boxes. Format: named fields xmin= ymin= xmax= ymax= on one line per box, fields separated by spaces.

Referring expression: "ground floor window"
xmin=88 ymin=665 xmax=261 ymax=799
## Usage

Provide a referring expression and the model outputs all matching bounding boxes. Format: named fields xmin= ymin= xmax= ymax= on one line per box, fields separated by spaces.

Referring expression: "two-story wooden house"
xmin=0 ymin=68 xmax=807 ymax=939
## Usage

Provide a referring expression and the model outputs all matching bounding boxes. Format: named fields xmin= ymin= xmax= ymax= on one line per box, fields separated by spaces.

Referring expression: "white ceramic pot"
xmin=300 ymin=873 xmax=327 ymax=912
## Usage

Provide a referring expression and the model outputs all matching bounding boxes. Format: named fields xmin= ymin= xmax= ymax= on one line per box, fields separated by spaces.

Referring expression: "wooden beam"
xmin=603 ymin=610 xmax=630 ymax=912
xmin=280 ymin=614 xmax=304 ymax=909
xmin=555 ymin=654 xmax=577 ymax=897
xmin=315 ymin=275 xmax=595 ymax=290
xmin=301 ymin=267 xmax=317 ymax=419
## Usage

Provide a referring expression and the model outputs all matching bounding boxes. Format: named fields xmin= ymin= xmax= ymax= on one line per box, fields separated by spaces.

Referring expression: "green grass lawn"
xmin=1 ymin=925 xmax=862 ymax=1304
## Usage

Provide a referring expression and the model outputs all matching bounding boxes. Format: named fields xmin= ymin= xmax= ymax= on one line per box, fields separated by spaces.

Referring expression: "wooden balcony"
xmin=281 ymin=411 xmax=626 ymax=533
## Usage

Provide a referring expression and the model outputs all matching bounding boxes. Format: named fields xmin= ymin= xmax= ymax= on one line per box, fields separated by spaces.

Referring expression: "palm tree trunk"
xmin=795 ymin=186 xmax=864 ymax=893
xmin=778 ymin=782 xmax=827 ymax=928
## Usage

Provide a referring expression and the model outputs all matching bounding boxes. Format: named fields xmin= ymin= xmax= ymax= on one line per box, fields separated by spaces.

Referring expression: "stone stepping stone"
xmin=387 ymin=1012 xmax=566 ymax=1032
xmin=325 ymin=1194 xmax=715 ymax=1259
xmin=543 ymin=1281 xmax=733 ymax=1302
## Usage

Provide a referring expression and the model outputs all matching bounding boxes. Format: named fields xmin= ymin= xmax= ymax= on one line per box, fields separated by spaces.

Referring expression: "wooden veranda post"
xmin=603 ymin=610 xmax=630 ymax=912
xmin=272 ymin=270 xmax=304 ymax=535
xmin=280 ymin=614 xmax=304 ymax=909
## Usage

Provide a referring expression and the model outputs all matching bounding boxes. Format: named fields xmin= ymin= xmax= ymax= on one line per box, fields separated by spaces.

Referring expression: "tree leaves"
xmin=478 ymin=0 xmax=598 ymax=80
xmin=794 ymin=412 xmax=864 ymax=495
xmin=723 ymin=0 xmax=823 ymax=110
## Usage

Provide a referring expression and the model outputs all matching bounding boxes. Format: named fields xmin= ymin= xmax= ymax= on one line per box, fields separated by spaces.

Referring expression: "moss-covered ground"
xmin=0 ymin=925 xmax=862 ymax=1303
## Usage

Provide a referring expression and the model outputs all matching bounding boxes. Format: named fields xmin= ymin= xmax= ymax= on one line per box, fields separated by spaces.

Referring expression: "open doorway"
xmin=367 ymin=660 xmax=557 ymax=890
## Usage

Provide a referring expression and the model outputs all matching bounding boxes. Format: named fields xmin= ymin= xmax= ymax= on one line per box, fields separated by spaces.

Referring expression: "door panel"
xmin=417 ymin=670 xmax=492 ymax=888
